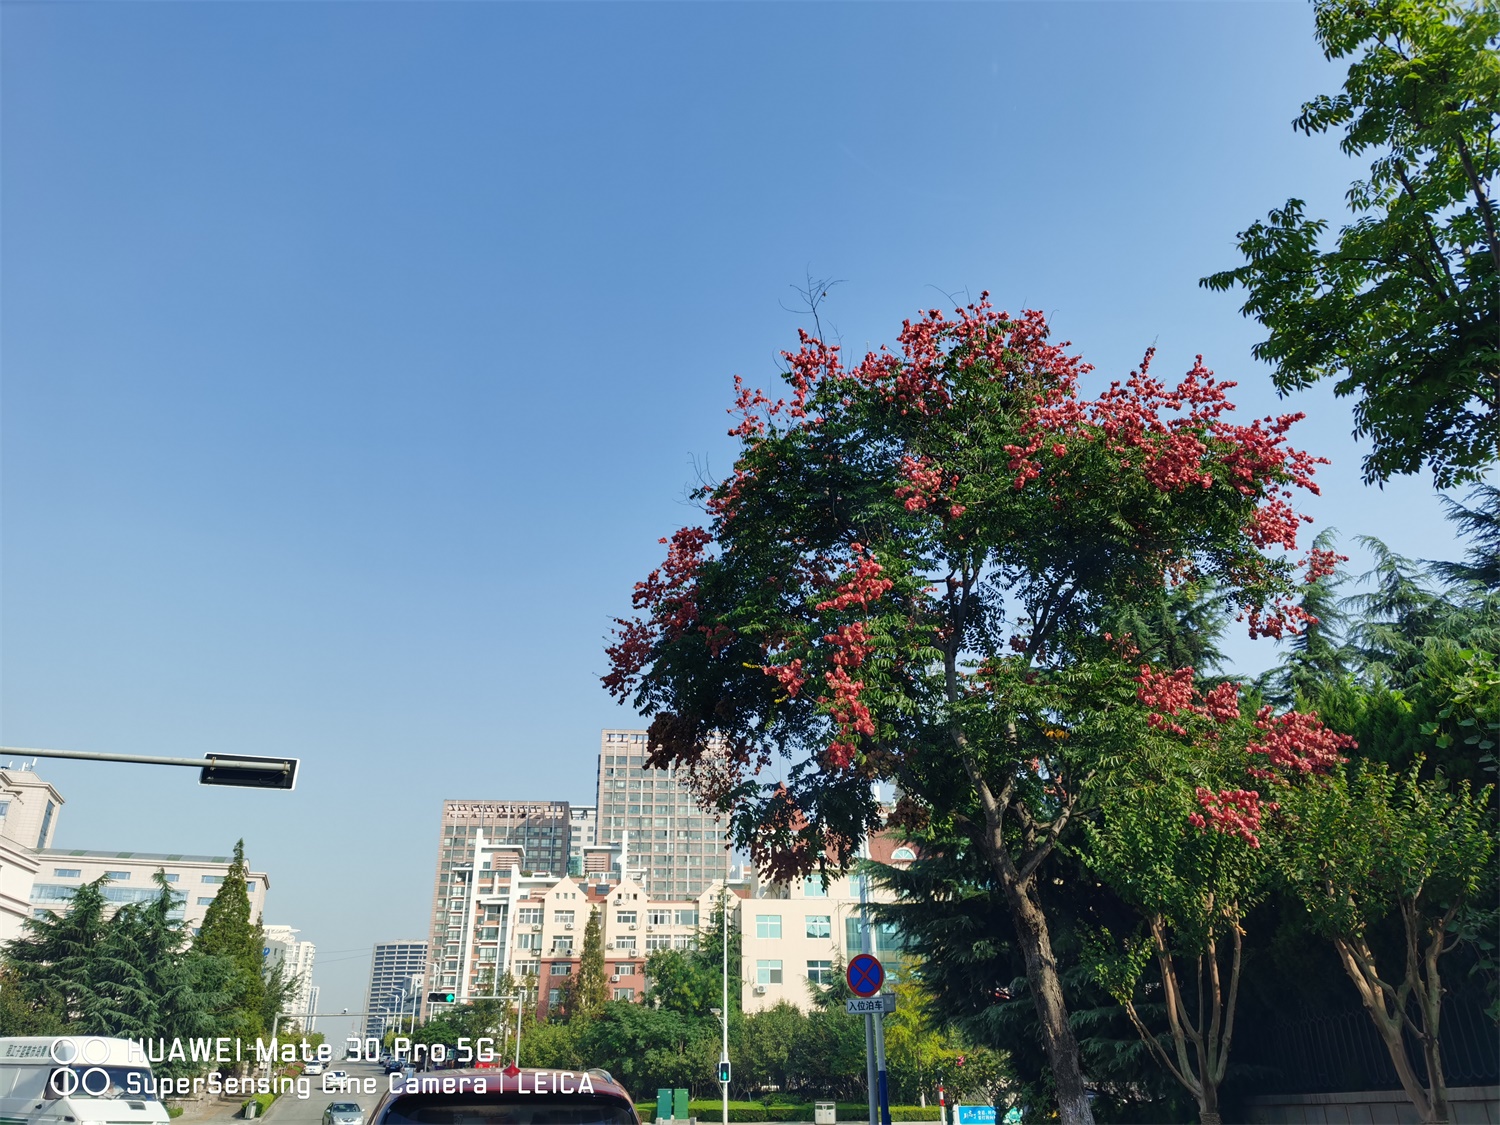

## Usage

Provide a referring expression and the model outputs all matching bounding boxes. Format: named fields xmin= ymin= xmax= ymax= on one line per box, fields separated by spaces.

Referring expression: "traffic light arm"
xmin=0 ymin=746 xmax=298 ymax=791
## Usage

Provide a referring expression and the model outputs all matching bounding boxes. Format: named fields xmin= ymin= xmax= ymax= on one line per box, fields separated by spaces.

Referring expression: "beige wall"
xmin=32 ymin=849 xmax=269 ymax=933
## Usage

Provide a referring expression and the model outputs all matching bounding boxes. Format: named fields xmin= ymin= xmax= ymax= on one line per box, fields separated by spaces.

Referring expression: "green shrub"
xmin=166 ymin=1108 xmax=185 ymax=1119
xmin=241 ymin=1092 xmax=277 ymax=1118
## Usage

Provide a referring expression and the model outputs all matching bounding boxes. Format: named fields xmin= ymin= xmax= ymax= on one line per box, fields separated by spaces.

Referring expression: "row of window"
xmin=48 ymin=868 xmax=225 ymax=883
xmin=31 ymin=884 xmax=219 ymax=906
xmin=755 ymin=960 xmax=833 ymax=985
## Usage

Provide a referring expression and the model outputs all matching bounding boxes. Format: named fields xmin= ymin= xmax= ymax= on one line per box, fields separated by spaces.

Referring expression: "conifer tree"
xmin=574 ymin=906 xmax=608 ymax=1015
xmin=193 ymin=840 xmax=267 ymax=1039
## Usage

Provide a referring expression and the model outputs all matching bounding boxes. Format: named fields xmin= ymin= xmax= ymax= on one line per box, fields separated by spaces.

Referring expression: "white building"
xmin=32 ymin=848 xmax=270 ymax=934
xmin=0 ymin=769 xmax=64 ymax=943
xmin=263 ymin=924 xmax=317 ymax=1026
xmin=738 ymin=835 xmax=914 ymax=1014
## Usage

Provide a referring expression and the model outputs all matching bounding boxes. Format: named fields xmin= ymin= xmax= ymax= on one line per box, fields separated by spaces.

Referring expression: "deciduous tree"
xmin=607 ymin=296 xmax=1341 ymax=1123
xmin=1202 ymin=0 xmax=1499 ymax=487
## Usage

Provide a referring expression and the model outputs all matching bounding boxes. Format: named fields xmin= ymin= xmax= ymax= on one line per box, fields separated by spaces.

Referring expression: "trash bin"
xmin=657 ymin=1089 xmax=673 ymax=1121
xmin=244 ymin=1102 xmax=258 ymax=1120
xmin=814 ymin=1102 xmax=836 ymax=1124
xmin=672 ymin=1089 xmax=690 ymax=1121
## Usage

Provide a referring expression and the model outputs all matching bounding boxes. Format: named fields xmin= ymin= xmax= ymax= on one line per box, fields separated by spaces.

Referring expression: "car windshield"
xmin=46 ymin=1067 xmax=159 ymax=1101
xmin=382 ymin=1094 xmax=634 ymax=1125
xmin=330 ymin=1104 xmax=361 ymax=1113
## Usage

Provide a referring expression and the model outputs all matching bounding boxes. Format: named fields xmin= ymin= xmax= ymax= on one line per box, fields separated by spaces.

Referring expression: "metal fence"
xmin=1239 ymin=992 xmax=1498 ymax=1094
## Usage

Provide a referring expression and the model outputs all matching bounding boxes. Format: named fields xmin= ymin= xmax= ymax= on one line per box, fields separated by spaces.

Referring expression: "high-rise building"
xmin=263 ymin=924 xmax=317 ymax=1026
xmin=427 ymin=800 xmax=575 ymax=1009
xmin=305 ymin=985 xmax=321 ymax=1032
xmin=567 ymin=805 xmax=596 ymax=876
xmin=363 ymin=941 xmax=427 ymax=1039
xmin=594 ymin=729 xmax=731 ymax=898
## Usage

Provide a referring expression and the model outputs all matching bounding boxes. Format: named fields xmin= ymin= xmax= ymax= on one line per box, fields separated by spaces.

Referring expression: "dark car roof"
xmin=369 ymin=1068 xmax=635 ymax=1122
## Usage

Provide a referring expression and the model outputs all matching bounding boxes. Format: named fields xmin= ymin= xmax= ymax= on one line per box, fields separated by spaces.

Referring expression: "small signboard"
xmin=845 ymin=994 xmax=897 ymax=1015
xmin=956 ymin=1108 xmax=996 ymax=1125
xmin=846 ymin=953 xmax=885 ymax=998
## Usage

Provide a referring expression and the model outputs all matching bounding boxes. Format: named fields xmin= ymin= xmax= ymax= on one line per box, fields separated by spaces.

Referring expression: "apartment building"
xmin=32 ymin=848 xmax=270 ymax=934
xmin=428 ymin=824 xmax=737 ymax=1021
xmin=364 ymin=940 xmax=428 ymax=1039
xmin=594 ymin=729 xmax=731 ymax=899
xmin=738 ymin=833 xmax=915 ymax=1014
xmin=263 ymin=924 xmax=317 ymax=1024
xmin=566 ymin=805 xmax=596 ymax=876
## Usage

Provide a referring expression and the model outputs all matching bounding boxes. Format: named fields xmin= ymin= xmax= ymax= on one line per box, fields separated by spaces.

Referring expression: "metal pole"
xmin=859 ymin=861 xmax=877 ymax=1125
xmin=874 ymin=1010 xmax=892 ymax=1125
xmin=721 ymin=841 xmax=730 ymax=1125
xmin=1 ymin=746 xmax=292 ymax=774
xmin=513 ymin=987 xmax=523 ymax=1068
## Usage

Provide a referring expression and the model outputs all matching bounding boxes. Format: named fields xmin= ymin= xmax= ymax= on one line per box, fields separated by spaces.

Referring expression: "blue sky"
xmin=1 ymin=1 xmax=1477 ymax=1043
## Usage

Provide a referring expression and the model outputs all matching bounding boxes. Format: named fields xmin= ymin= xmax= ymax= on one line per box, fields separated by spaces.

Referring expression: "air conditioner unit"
xmin=753 ymin=985 xmax=767 ymax=995
xmin=610 ymin=974 xmax=621 ymax=983
xmin=629 ymin=924 xmax=638 ymax=931
xmin=531 ymin=924 xmax=542 ymax=932
xmin=564 ymin=923 xmax=574 ymax=930
xmin=646 ymin=926 xmax=656 ymax=932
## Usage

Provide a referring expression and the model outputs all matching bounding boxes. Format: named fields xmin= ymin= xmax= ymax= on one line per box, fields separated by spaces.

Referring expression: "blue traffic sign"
xmin=846 ymin=953 xmax=885 ymax=998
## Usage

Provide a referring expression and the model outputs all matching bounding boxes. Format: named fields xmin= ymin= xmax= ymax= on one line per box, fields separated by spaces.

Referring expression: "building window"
xmin=806 ymin=915 xmax=832 ymax=939
xmin=891 ymin=847 xmax=917 ymax=861
xmin=197 ymin=897 xmax=215 ymax=905
xmin=616 ymin=910 xmax=637 ymax=925
xmin=802 ymin=877 xmax=827 ymax=898
xmin=615 ymin=936 xmax=637 ymax=951
xmin=550 ymin=963 xmax=572 ymax=976
xmin=548 ymin=988 xmax=562 ymax=1006
xmin=553 ymin=937 xmax=574 ymax=953
xmin=614 ymin=963 xmax=636 ymax=975
xmin=806 ymin=960 xmax=833 ymax=985
xmin=163 ymin=873 xmax=179 ymax=883
xmin=202 ymin=875 xmax=225 ymax=884
xmin=517 ymin=908 xmax=542 ymax=925
xmin=675 ymin=909 xmax=698 ymax=927
xmin=0 ymin=801 xmax=9 ymax=818
xmin=613 ymin=987 xmax=635 ymax=1001
xmin=647 ymin=909 xmax=671 ymax=926
xmin=756 ymin=915 xmax=782 ymax=939
xmin=52 ymin=869 xmax=81 ymax=879
xmin=104 ymin=871 xmax=131 ymax=881
xmin=37 ymin=801 xmax=55 ymax=849
xmin=646 ymin=934 xmax=671 ymax=950
xmin=756 ymin=960 xmax=783 ymax=986
xmin=554 ymin=910 xmax=575 ymax=926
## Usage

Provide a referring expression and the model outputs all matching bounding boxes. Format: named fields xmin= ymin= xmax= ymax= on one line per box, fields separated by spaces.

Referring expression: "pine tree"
xmin=193 ymin=840 xmax=267 ymax=1039
xmin=574 ymin=906 xmax=608 ymax=1015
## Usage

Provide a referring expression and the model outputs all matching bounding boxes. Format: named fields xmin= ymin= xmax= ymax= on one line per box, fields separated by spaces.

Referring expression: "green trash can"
xmin=672 ymin=1089 xmax=689 ymax=1121
xmin=656 ymin=1089 xmax=673 ymax=1122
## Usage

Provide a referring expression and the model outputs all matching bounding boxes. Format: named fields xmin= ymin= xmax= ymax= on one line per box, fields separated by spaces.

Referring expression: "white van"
xmin=0 ymin=1038 xmax=170 ymax=1125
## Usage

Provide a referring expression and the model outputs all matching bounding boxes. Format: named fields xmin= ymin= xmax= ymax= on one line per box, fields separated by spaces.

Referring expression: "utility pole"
xmin=720 ymin=834 xmax=731 ymax=1125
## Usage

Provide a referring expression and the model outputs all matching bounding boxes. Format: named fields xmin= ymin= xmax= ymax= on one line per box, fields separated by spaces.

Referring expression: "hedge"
xmin=636 ymin=1102 xmax=942 ymax=1122
xmin=240 ymin=1093 xmax=277 ymax=1118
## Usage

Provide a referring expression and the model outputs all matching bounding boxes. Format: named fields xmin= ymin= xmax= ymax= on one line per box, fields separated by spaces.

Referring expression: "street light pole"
xmin=721 ymin=841 xmax=730 ymax=1125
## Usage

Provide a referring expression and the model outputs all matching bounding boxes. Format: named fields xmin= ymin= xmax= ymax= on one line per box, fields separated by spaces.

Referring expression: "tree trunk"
xmin=1333 ymin=938 xmax=1437 ymax=1123
xmin=996 ymin=871 xmax=1095 ymax=1125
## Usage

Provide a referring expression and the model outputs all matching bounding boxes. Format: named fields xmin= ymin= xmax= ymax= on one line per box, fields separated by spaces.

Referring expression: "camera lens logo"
xmin=47 ymin=1039 xmax=117 ymax=1098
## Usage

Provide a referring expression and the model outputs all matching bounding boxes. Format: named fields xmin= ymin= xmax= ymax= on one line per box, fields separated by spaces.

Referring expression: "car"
xmin=383 ymin=1059 xmax=406 ymax=1075
xmin=369 ymin=1068 xmax=637 ymax=1125
xmin=325 ymin=1070 xmax=351 ymax=1089
xmin=323 ymin=1103 xmax=363 ymax=1125
xmin=305 ymin=1062 xmax=326 ymax=1076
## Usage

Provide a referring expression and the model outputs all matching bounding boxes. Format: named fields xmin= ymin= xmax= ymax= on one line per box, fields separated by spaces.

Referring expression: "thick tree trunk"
xmin=997 ymin=872 xmax=1095 ymax=1125
xmin=1333 ymin=938 xmax=1438 ymax=1123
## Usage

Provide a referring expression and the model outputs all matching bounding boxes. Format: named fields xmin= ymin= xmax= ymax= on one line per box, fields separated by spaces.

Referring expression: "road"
xmin=262 ymin=1061 xmax=388 ymax=1125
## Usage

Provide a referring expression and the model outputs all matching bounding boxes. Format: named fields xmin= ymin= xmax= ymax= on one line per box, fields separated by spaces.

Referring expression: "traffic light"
xmin=199 ymin=754 xmax=299 ymax=790
xmin=427 ymin=991 xmax=456 ymax=1004
xmin=716 ymin=1060 xmax=731 ymax=1084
